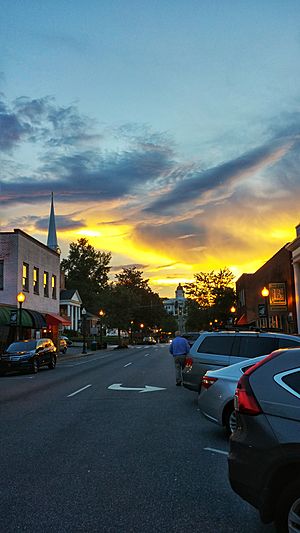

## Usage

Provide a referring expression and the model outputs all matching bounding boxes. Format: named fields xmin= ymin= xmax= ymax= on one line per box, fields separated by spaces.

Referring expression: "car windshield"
xmin=6 ymin=340 xmax=37 ymax=353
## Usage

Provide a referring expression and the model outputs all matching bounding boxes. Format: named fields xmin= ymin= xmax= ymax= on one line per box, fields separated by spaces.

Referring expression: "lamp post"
xmin=261 ymin=286 xmax=269 ymax=329
xmin=81 ymin=307 xmax=87 ymax=354
xmin=230 ymin=306 xmax=236 ymax=326
xmin=99 ymin=309 xmax=105 ymax=348
xmin=17 ymin=291 xmax=26 ymax=341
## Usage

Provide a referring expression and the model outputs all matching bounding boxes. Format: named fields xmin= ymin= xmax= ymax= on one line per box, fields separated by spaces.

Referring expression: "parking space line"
xmin=204 ymin=447 xmax=228 ymax=456
xmin=67 ymin=384 xmax=92 ymax=397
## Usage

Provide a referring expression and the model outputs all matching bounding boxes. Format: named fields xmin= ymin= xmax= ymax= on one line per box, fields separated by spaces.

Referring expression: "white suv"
xmin=182 ymin=330 xmax=300 ymax=392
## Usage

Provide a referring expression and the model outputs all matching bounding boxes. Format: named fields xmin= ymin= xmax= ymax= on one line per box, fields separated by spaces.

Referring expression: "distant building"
xmin=60 ymin=288 xmax=82 ymax=331
xmin=162 ymin=283 xmax=187 ymax=332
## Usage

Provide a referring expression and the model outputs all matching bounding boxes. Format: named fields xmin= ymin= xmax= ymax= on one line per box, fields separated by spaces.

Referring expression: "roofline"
xmin=0 ymin=229 xmax=60 ymax=257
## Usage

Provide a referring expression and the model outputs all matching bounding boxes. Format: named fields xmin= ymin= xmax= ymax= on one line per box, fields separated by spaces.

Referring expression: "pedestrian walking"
xmin=169 ymin=331 xmax=190 ymax=386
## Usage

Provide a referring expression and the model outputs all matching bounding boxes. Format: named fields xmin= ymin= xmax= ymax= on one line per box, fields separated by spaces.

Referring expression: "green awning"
xmin=0 ymin=306 xmax=33 ymax=328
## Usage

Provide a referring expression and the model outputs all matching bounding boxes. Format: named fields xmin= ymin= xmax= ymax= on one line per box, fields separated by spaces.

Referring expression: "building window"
xmin=0 ymin=260 xmax=3 ymax=290
xmin=239 ymin=289 xmax=245 ymax=307
xmin=23 ymin=263 xmax=29 ymax=291
xmin=44 ymin=271 xmax=49 ymax=297
xmin=33 ymin=267 xmax=39 ymax=295
xmin=51 ymin=274 xmax=57 ymax=299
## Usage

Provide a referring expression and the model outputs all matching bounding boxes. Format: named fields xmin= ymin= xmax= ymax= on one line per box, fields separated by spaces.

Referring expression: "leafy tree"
xmin=105 ymin=267 xmax=167 ymax=343
xmin=61 ymin=238 xmax=112 ymax=311
xmin=184 ymin=268 xmax=236 ymax=329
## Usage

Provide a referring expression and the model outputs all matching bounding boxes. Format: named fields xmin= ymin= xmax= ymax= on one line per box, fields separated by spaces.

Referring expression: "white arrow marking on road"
xmin=108 ymin=383 xmax=166 ymax=393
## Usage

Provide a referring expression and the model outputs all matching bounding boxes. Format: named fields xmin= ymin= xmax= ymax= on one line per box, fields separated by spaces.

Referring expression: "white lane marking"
xmin=67 ymin=384 xmax=92 ymax=397
xmin=144 ymin=353 xmax=150 ymax=357
xmin=108 ymin=383 xmax=166 ymax=393
xmin=124 ymin=362 xmax=132 ymax=367
xmin=204 ymin=447 xmax=228 ymax=456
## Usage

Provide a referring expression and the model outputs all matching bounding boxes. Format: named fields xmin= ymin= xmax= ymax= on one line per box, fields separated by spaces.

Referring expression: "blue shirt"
xmin=169 ymin=336 xmax=190 ymax=356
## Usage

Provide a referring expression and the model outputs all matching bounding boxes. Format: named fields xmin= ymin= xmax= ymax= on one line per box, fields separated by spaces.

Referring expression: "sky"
xmin=1 ymin=0 xmax=300 ymax=298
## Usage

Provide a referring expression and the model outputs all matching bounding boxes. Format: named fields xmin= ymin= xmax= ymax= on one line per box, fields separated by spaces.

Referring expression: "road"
xmin=0 ymin=344 xmax=275 ymax=533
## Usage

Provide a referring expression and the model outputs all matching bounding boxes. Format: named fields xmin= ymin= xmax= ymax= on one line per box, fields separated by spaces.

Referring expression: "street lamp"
xmin=81 ymin=307 xmax=87 ymax=354
xmin=99 ymin=309 xmax=105 ymax=348
xmin=16 ymin=291 xmax=26 ymax=341
xmin=261 ymin=287 xmax=269 ymax=329
xmin=230 ymin=306 xmax=236 ymax=326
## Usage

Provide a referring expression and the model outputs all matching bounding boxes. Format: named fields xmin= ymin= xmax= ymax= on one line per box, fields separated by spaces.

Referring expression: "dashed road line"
xmin=204 ymin=447 xmax=228 ymax=456
xmin=124 ymin=362 xmax=132 ymax=367
xmin=67 ymin=384 xmax=92 ymax=397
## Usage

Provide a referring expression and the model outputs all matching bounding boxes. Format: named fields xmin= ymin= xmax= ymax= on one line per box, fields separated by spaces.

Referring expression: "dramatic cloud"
xmin=2 ymin=90 xmax=300 ymax=294
xmin=145 ymin=136 xmax=296 ymax=214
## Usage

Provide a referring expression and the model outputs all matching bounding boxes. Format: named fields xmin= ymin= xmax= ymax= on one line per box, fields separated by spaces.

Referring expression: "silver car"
xmin=198 ymin=354 xmax=265 ymax=434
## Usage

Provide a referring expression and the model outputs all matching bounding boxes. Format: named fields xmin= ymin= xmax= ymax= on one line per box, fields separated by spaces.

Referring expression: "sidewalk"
xmin=58 ymin=344 xmax=122 ymax=362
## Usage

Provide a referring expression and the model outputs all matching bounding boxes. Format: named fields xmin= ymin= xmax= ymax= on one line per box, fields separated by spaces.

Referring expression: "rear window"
xmin=197 ymin=336 xmax=234 ymax=355
xmin=282 ymin=371 xmax=300 ymax=395
xmin=278 ymin=338 xmax=300 ymax=349
xmin=238 ymin=336 xmax=278 ymax=358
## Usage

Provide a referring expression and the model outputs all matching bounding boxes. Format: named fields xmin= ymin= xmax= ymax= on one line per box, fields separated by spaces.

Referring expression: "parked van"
xmin=182 ymin=330 xmax=300 ymax=392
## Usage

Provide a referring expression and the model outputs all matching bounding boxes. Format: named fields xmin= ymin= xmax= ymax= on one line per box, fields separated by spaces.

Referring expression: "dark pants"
xmin=173 ymin=355 xmax=186 ymax=384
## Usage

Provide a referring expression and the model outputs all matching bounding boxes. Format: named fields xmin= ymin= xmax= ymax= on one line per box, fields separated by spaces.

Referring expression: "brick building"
xmin=236 ymin=245 xmax=297 ymax=334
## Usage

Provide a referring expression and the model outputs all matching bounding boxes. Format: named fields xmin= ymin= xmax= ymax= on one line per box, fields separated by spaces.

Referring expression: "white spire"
xmin=47 ymin=192 xmax=60 ymax=253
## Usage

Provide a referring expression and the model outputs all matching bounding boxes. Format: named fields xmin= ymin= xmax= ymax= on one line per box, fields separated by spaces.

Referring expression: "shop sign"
xmin=258 ymin=304 xmax=266 ymax=318
xmin=10 ymin=310 xmax=17 ymax=325
xmin=269 ymin=283 xmax=287 ymax=310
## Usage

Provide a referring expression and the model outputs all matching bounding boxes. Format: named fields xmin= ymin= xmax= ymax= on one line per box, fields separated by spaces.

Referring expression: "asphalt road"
xmin=0 ymin=344 xmax=275 ymax=533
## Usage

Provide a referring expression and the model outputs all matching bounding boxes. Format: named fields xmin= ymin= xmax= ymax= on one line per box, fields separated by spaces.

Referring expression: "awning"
xmin=236 ymin=313 xmax=248 ymax=326
xmin=27 ymin=310 xmax=47 ymax=329
xmin=0 ymin=306 xmax=33 ymax=327
xmin=46 ymin=313 xmax=71 ymax=326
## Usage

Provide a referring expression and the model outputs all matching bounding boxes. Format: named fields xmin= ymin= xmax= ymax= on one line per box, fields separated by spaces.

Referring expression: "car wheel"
xmin=48 ymin=354 xmax=56 ymax=369
xmin=31 ymin=358 xmax=39 ymax=374
xmin=223 ymin=403 xmax=237 ymax=436
xmin=275 ymin=479 xmax=300 ymax=533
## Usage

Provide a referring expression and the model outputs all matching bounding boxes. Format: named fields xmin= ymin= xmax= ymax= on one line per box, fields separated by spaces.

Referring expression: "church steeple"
xmin=47 ymin=192 xmax=60 ymax=254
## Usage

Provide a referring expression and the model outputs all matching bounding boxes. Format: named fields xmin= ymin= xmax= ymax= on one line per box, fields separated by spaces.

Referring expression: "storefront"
xmin=0 ymin=305 xmax=47 ymax=351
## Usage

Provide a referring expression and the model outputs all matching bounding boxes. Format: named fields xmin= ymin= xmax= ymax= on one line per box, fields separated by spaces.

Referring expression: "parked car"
xmin=142 ymin=336 xmax=157 ymax=344
xmin=0 ymin=338 xmax=57 ymax=375
xmin=199 ymin=354 xmax=265 ymax=434
xmin=228 ymin=347 xmax=300 ymax=532
xmin=61 ymin=335 xmax=72 ymax=347
xmin=182 ymin=330 xmax=300 ymax=392
xmin=182 ymin=332 xmax=201 ymax=347
xmin=59 ymin=337 xmax=68 ymax=354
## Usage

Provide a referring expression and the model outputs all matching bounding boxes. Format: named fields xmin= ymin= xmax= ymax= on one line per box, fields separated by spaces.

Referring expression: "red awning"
xmin=236 ymin=313 xmax=248 ymax=326
xmin=46 ymin=313 xmax=71 ymax=326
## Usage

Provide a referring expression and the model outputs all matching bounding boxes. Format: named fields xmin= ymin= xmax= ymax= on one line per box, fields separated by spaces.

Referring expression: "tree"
xmin=61 ymin=238 xmax=112 ymax=311
xmin=105 ymin=267 xmax=167 ymax=343
xmin=184 ymin=268 xmax=236 ymax=329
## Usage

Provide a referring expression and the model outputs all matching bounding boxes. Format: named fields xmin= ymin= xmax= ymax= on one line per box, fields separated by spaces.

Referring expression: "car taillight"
xmin=185 ymin=357 xmax=193 ymax=367
xmin=201 ymin=376 xmax=218 ymax=389
xmin=235 ymin=374 xmax=261 ymax=415
xmin=235 ymin=349 xmax=284 ymax=415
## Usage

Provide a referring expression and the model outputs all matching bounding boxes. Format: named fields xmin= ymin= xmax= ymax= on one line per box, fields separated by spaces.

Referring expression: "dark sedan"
xmin=0 ymin=338 xmax=57 ymax=375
